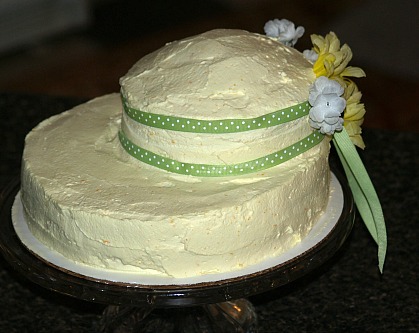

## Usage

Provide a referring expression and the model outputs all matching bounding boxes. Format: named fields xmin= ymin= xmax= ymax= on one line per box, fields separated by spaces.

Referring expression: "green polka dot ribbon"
xmin=119 ymin=130 xmax=324 ymax=177
xmin=122 ymin=96 xmax=310 ymax=134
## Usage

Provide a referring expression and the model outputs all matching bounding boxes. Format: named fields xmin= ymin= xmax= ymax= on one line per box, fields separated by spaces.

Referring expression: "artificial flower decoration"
xmin=264 ymin=18 xmax=304 ymax=47
xmin=309 ymin=32 xmax=366 ymax=86
xmin=303 ymin=49 xmax=318 ymax=63
xmin=308 ymin=76 xmax=345 ymax=106
xmin=263 ymin=19 xmax=386 ymax=272
xmin=301 ymin=28 xmax=387 ymax=272
xmin=304 ymin=31 xmax=367 ymax=148
xmin=343 ymin=81 xmax=366 ymax=149
xmin=308 ymin=76 xmax=346 ymax=135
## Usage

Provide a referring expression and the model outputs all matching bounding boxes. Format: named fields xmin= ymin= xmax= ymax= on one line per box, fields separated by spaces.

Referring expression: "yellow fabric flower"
xmin=311 ymin=32 xmax=366 ymax=84
xmin=309 ymin=32 xmax=367 ymax=148
xmin=343 ymin=81 xmax=366 ymax=149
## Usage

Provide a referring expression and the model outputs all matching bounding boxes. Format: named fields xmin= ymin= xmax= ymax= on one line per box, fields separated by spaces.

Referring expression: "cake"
xmin=18 ymin=22 xmax=387 ymax=278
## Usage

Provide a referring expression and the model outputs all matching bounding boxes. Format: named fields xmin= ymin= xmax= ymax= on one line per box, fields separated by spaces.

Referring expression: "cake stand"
xmin=0 ymin=169 xmax=355 ymax=333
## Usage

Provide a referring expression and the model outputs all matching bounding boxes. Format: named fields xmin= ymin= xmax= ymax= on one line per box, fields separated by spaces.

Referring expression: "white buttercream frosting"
xmin=120 ymin=29 xmax=315 ymax=118
xmin=20 ymin=29 xmax=331 ymax=279
xmin=120 ymin=29 xmax=316 ymax=166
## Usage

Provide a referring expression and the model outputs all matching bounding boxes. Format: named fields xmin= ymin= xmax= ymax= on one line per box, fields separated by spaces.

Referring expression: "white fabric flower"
xmin=303 ymin=49 xmax=318 ymax=63
xmin=264 ymin=19 xmax=304 ymax=47
xmin=308 ymin=76 xmax=346 ymax=135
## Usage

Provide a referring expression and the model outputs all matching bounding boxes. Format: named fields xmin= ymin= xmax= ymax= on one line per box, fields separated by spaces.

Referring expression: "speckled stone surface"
xmin=0 ymin=93 xmax=418 ymax=332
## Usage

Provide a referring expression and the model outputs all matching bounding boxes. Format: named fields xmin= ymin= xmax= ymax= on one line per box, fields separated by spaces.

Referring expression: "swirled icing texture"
xmin=20 ymin=29 xmax=331 ymax=278
xmin=120 ymin=29 xmax=317 ymax=165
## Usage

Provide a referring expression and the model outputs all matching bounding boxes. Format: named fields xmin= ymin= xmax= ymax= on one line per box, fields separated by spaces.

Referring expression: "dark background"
xmin=0 ymin=0 xmax=418 ymax=131
xmin=0 ymin=1 xmax=418 ymax=332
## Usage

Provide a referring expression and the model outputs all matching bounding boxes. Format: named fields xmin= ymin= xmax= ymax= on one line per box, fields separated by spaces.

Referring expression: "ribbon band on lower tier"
xmin=119 ymin=130 xmax=324 ymax=177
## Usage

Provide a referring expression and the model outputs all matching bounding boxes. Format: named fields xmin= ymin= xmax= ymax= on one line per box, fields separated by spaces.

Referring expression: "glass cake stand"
xmin=0 ymin=169 xmax=355 ymax=333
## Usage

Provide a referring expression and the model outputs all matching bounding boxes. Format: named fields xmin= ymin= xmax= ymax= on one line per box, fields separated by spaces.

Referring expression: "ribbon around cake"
xmin=122 ymin=96 xmax=310 ymax=134
xmin=119 ymin=129 xmax=324 ymax=177
xmin=119 ymin=97 xmax=324 ymax=176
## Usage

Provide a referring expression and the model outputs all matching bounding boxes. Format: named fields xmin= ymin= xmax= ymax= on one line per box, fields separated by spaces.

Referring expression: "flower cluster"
xmin=264 ymin=19 xmax=304 ymax=47
xmin=343 ymin=81 xmax=366 ymax=148
xmin=308 ymin=77 xmax=346 ymax=135
xmin=309 ymin=32 xmax=366 ymax=85
xmin=304 ymin=32 xmax=367 ymax=148
xmin=267 ymin=21 xmax=386 ymax=274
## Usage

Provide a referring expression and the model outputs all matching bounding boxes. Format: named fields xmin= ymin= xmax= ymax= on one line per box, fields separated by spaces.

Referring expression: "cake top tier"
xmin=120 ymin=29 xmax=315 ymax=119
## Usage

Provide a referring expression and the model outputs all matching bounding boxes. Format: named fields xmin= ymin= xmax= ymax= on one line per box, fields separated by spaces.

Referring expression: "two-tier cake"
xmin=18 ymin=22 xmax=386 ymax=278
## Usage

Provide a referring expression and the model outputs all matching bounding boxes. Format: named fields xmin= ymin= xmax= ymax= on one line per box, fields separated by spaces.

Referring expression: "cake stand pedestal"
xmin=99 ymin=298 xmax=257 ymax=333
xmin=0 ymin=170 xmax=355 ymax=333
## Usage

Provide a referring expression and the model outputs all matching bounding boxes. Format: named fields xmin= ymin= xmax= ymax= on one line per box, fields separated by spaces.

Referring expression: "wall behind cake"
xmin=0 ymin=0 xmax=417 ymax=131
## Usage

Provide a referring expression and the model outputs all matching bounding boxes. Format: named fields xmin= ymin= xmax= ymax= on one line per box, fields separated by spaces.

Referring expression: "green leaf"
xmin=333 ymin=128 xmax=387 ymax=272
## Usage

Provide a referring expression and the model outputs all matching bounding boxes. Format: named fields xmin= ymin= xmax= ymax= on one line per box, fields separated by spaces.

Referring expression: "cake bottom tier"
xmin=20 ymin=94 xmax=331 ymax=279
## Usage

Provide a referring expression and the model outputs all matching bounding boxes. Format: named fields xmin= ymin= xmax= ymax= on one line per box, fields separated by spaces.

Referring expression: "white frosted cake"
xmin=20 ymin=29 xmax=332 ymax=279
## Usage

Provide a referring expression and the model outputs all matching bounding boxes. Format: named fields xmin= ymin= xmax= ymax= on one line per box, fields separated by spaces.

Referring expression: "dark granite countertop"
xmin=0 ymin=93 xmax=418 ymax=332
